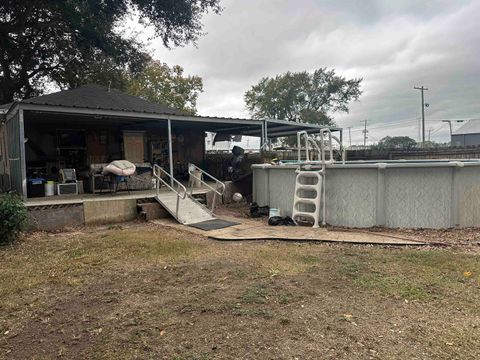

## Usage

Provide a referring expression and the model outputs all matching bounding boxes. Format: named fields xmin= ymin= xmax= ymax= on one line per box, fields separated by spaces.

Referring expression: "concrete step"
xmin=137 ymin=201 xmax=171 ymax=221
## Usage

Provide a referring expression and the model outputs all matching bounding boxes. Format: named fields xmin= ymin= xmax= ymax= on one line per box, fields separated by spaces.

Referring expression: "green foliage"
xmin=126 ymin=60 xmax=203 ymax=114
xmin=0 ymin=0 xmax=221 ymax=103
xmin=244 ymin=68 xmax=362 ymax=125
xmin=375 ymin=136 xmax=418 ymax=149
xmin=0 ymin=194 xmax=27 ymax=245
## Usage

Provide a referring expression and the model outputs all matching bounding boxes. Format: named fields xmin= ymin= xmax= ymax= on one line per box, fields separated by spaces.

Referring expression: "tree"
xmin=126 ymin=60 xmax=203 ymax=114
xmin=244 ymin=68 xmax=362 ymax=126
xmin=376 ymin=136 xmax=417 ymax=149
xmin=0 ymin=0 xmax=221 ymax=104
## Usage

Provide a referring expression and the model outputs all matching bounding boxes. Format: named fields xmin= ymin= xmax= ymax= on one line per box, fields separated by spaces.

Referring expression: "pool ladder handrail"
xmin=297 ymin=129 xmax=345 ymax=164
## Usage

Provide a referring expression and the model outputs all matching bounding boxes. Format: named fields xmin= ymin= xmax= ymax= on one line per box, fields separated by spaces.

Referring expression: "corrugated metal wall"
xmin=6 ymin=111 xmax=23 ymax=194
xmin=0 ymin=123 xmax=10 ymax=192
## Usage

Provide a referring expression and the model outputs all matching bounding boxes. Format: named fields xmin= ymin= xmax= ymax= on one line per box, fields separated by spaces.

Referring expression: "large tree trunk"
xmin=0 ymin=82 xmax=16 ymax=104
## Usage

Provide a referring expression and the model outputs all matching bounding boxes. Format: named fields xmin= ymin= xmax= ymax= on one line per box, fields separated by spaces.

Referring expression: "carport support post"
xmin=19 ymin=108 xmax=27 ymax=199
xmin=264 ymin=120 xmax=269 ymax=151
xmin=260 ymin=121 xmax=265 ymax=152
xmin=167 ymin=118 xmax=174 ymax=187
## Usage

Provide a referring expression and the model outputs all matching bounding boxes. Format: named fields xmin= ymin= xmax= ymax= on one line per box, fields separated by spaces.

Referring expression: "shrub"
xmin=0 ymin=193 xmax=27 ymax=245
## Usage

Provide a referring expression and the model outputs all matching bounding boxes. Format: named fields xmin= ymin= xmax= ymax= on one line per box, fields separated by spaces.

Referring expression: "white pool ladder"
xmin=292 ymin=166 xmax=325 ymax=228
xmin=293 ymin=128 xmax=344 ymax=227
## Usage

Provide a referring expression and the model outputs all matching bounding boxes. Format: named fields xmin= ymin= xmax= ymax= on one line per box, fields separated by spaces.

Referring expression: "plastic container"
xmin=44 ymin=181 xmax=55 ymax=196
xmin=27 ymin=178 xmax=45 ymax=198
xmin=190 ymin=169 xmax=203 ymax=188
xmin=269 ymin=208 xmax=280 ymax=218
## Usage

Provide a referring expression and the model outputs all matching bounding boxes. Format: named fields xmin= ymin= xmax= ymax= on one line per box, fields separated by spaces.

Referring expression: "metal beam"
xmin=19 ymin=104 xmax=260 ymax=126
xmin=265 ymin=129 xmax=321 ymax=138
xmin=265 ymin=118 xmax=342 ymax=132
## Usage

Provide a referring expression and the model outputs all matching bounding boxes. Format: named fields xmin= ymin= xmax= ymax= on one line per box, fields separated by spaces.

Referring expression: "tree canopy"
xmin=376 ymin=136 xmax=418 ymax=149
xmin=127 ymin=60 xmax=203 ymax=114
xmin=0 ymin=0 xmax=221 ymax=103
xmin=244 ymin=68 xmax=362 ymax=126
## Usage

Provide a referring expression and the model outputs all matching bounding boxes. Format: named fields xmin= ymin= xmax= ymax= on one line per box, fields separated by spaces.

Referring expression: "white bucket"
xmin=190 ymin=169 xmax=203 ymax=188
xmin=269 ymin=208 xmax=280 ymax=218
xmin=44 ymin=181 xmax=55 ymax=196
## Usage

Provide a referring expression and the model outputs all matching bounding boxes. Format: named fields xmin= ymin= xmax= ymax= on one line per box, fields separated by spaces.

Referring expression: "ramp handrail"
xmin=188 ymin=163 xmax=226 ymax=213
xmin=153 ymin=165 xmax=186 ymax=219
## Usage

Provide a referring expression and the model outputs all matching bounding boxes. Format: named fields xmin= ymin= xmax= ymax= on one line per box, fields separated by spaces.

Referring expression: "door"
xmin=123 ymin=131 xmax=145 ymax=163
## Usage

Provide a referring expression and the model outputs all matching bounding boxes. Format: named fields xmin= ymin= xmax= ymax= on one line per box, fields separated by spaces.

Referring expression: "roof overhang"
xmin=19 ymin=103 xmax=342 ymax=137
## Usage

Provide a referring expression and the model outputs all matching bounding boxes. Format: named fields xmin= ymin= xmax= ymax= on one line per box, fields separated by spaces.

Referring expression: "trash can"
xmin=27 ymin=178 xmax=45 ymax=198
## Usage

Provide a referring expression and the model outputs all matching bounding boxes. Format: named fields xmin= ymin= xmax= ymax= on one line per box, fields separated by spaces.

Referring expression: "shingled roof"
xmin=18 ymin=84 xmax=187 ymax=116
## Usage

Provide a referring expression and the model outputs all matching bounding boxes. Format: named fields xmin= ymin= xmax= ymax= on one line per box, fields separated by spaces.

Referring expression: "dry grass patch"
xmin=0 ymin=225 xmax=479 ymax=359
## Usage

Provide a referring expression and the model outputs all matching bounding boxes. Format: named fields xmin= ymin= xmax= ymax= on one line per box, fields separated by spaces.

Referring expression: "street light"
xmin=442 ymin=119 xmax=465 ymax=137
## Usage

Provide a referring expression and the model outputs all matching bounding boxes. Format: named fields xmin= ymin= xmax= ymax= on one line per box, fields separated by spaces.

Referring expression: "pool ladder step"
xmin=292 ymin=170 xmax=323 ymax=228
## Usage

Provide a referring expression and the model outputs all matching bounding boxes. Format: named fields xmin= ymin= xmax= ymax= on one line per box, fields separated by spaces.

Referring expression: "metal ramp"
xmin=156 ymin=191 xmax=214 ymax=224
xmin=152 ymin=164 xmax=225 ymax=225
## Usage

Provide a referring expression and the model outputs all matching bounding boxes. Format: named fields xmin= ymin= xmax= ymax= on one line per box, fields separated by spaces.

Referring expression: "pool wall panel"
xmin=325 ymin=169 xmax=377 ymax=227
xmin=384 ymin=168 xmax=452 ymax=228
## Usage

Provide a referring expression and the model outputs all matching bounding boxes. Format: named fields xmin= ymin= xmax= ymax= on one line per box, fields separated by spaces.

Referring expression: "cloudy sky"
xmin=135 ymin=0 xmax=480 ymax=144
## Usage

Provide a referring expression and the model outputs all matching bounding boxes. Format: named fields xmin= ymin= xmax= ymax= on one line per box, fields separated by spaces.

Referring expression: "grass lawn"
xmin=0 ymin=223 xmax=479 ymax=359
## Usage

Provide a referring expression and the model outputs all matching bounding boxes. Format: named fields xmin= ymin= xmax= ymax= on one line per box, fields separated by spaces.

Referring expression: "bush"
xmin=0 ymin=193 xmax=27 ymax=245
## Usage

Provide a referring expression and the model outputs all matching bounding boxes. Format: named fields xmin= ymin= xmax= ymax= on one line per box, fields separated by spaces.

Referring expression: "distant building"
xmin=451 ymin=121 xmax=480 ymax=146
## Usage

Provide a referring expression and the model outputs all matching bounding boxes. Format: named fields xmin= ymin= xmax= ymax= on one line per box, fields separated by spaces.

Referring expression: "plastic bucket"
xmin=190 ymin=170 xmax=203 ymax=188
xmin=269 ymin=208 xmax=280 ymax=218
xmin=44 ymin=181 xmax=55 ymax=196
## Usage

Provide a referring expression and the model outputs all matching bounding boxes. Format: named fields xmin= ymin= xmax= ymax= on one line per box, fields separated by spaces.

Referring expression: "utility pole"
xmin=414 ymin=86 xmax=428 ymax=147
xmin=362 ymin=120 xmax=368 ymax=149
xmin=428 ymin=128 xmax=432 ymax=142
xmin=347 ymin=126 xmax=352 ymax=147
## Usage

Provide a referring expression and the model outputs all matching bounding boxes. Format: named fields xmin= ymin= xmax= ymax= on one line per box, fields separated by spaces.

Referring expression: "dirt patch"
xmin=1 ymin=225 xmax=479 ymax=359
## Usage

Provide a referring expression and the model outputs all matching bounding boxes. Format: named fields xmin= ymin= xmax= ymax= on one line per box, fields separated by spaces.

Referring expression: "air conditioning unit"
xmin=57 ymin=182 xmax=78 ymax=195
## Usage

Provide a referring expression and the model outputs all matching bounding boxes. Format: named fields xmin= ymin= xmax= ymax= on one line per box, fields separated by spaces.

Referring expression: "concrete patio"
xmin=152 ymin=217 xmax=427 ymax=246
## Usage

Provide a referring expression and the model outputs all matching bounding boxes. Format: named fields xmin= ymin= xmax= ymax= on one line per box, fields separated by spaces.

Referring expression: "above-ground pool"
xmin=252 ymin=159 xmax=480 ymax=229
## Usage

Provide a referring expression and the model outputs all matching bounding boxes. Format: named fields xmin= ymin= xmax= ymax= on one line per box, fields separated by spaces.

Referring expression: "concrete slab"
xmin=84 ymin=199 xmax=138 ymax=225
xmin=27 ymin=203 xmax=85 ymax=231
xmin=152 ymin=217 xmax=426 ymax=246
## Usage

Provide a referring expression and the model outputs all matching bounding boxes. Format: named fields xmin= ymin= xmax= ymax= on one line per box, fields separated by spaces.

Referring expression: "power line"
xmin=349 ymin=119 xmax=417 ymax=132
xmin=347 ymin=117 xmax=476 ymax=133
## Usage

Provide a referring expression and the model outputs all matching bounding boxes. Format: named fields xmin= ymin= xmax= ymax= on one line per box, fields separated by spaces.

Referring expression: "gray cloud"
xmin=134 ymin=0 xmax=480 ymax=144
